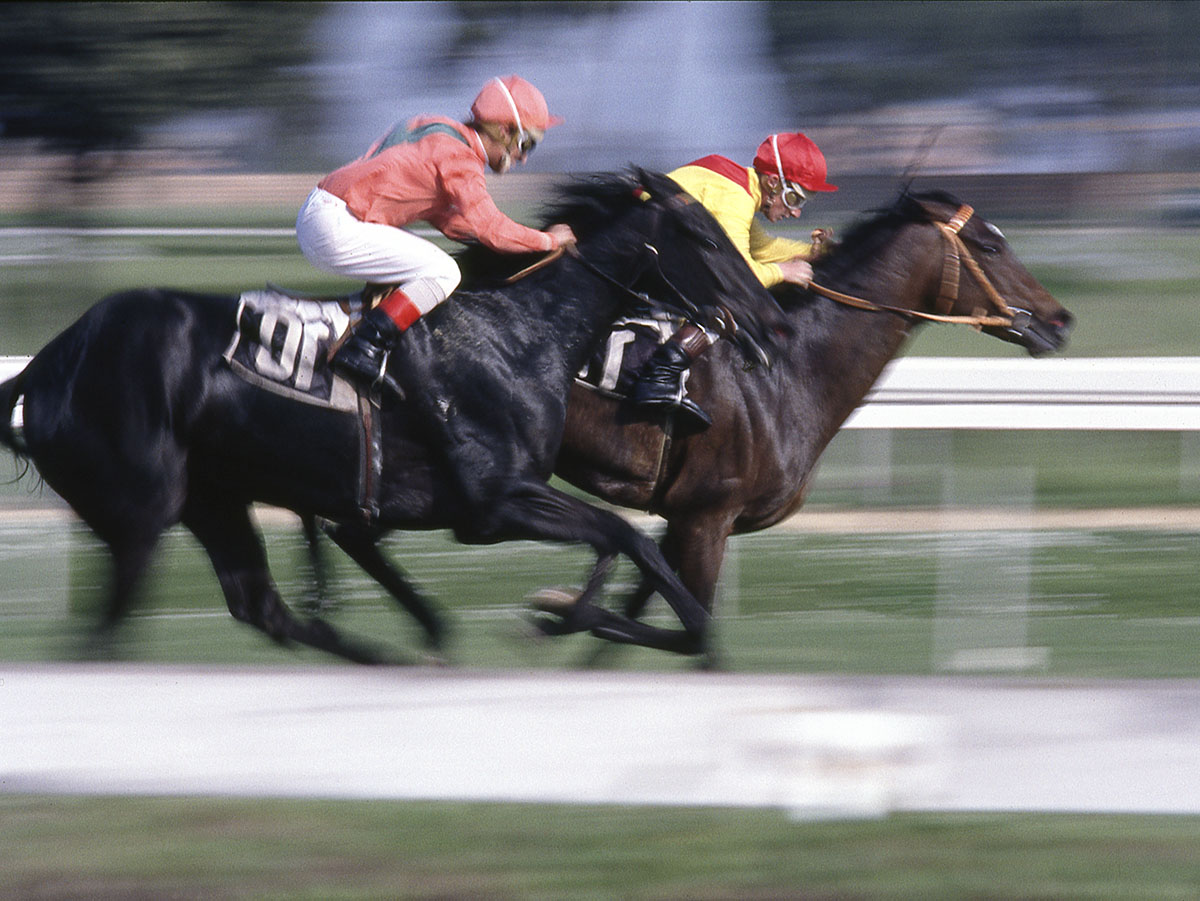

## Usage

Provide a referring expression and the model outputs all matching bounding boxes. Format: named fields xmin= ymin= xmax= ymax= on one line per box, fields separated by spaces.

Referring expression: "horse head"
xmin=899 ymin=191 xmax=1073 ymax=356
xmin=813 ymin=190 xmax=1072 ymax=357
xmin=547 ymin=168 xmax=788 ymax=364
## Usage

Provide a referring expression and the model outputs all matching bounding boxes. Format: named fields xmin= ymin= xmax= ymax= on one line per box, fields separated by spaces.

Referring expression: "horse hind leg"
xmin=77 ymin=527 xmax=162 ymax=658
xmin=182 ymin=498 xmax=391 ymax=664
xmin=297 ymin=514 xmax=333 ymax=615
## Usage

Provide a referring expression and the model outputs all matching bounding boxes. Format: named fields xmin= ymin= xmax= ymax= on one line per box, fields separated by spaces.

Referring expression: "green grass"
xmin=815 ymin=429 xmax=1200 ymax=510
xmin=3 ymin=512 xmax=1200 ymax=678
xmin=2 ymin=797 xmax=1199 ymax=899
xmin=4 ymin=212 xmax=1199 ymax=896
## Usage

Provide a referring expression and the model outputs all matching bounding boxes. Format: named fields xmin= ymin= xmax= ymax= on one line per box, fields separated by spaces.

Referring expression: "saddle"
xmin=575 ymin=312 xmax=682 ymax=399
xmin=223 ymin=287 xmax=367 ymax=412
xmin=223 ymin=286 xmax=384 ymax=519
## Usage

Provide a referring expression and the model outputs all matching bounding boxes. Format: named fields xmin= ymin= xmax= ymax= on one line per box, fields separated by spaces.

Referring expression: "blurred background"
xmin=3 ymin=0 xmax=1200 ymax=669
xmin=4 ymin=3 xmax=1200 ymax=895
xmin=2 ymin=0 xmax=1198 ymax=215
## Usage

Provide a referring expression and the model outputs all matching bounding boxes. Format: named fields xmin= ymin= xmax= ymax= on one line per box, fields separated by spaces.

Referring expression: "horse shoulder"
xmin=668 ymin=348 xmax=817 ymax=530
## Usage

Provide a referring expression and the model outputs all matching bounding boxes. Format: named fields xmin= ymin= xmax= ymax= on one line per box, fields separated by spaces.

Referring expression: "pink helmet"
xmin=470 ymin=75 xmax=563 ymax=133
xmin=752 ymin=132 xmax=837 ymax=193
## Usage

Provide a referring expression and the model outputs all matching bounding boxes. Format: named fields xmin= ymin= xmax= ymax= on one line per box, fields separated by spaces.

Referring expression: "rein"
xmin=807 ymin=204 xmax=1018 ymax=330
xmin=504 ymin=201 xmax=702 ymax=322
xmin=502 ymin=189 xmax=769 ymax=363
xmin=504 ymin=246 xmax=565 ymax=283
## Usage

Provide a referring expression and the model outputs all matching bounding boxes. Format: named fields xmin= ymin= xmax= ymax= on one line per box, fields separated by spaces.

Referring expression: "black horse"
xmin=0 ymin=169 xmax=783 ymax=663
xmin=308 ymin=190 xmax=1074 ymax=654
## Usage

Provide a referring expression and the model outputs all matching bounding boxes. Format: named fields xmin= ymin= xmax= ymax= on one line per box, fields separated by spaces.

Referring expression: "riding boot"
xmin=332 ymin=306 xmax=402 ymax=393
xmin=632 ymin=323 xmax=713 ymax=428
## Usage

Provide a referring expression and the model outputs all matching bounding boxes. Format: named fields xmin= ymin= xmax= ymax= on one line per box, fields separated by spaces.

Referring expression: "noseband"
xmin=808 ymin=205 xmax=1019 ymax=330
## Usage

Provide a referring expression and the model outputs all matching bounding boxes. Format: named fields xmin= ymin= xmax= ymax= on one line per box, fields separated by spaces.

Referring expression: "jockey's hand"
xmin=545 ymin=223 xmax=576 ymax=248
xmin=809 ymin=228 xmax=834 ymax=255
xmin=777 ymin=258 xmax=813 ymax=287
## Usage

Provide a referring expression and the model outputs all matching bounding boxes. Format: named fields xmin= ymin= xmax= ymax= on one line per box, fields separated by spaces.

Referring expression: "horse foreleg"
xmin=618 ymin=523 xmax=687 ymax=621
xmin=298 ymin=514 xmax=333 ymax=615
xmin=463 ymin=481 xmax=712 ymax=657
xmin=622 ymin=516 xmax=730 ymax=617
xmin=182 ymin=499 xmax=392 ymax=664
xmin=322 ymin=521 xmax=450 ymax=654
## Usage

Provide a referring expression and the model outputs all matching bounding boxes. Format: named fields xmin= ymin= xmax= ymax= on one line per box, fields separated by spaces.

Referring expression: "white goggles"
xmin=770 ymin=133 xmax=809 ymax=210
xmin=492 ymin=77 xmax=538 ymax=155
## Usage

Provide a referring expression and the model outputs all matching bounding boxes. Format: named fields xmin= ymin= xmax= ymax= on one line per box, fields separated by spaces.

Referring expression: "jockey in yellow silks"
xmin=634 ymin=132 xmax=837 ymax=427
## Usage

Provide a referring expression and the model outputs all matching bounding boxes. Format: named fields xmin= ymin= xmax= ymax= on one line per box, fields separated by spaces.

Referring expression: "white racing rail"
xmin=846 ymin=356 xmax=1200 ymax=431
xmin=4 ymin=355 xmax=1200 ymax=430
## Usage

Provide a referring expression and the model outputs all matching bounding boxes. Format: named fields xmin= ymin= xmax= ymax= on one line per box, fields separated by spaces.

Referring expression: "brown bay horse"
xmin=550 ymin=188 xmax=1073 ymax=625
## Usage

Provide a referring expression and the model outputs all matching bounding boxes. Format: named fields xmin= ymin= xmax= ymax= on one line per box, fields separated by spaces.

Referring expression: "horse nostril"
xmin=1050 ymin=311 xmax=1073 ymax=333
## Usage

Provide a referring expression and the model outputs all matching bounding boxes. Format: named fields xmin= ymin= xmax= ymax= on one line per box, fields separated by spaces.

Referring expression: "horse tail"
xmin=0 ymin=367 xmax=29 ymax=457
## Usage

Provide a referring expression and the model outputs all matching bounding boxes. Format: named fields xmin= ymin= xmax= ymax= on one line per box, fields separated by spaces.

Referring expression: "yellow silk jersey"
xmin=667 ymin=155 xmax=813 ymax=288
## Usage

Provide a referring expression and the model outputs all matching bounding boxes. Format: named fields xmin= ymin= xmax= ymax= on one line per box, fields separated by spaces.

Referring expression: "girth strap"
xmin=357 ymin=391 xmax=383 ymax=522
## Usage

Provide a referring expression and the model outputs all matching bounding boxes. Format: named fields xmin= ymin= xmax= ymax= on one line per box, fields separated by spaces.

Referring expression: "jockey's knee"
xmin=429 ymin=254 xmax=461 ymax=297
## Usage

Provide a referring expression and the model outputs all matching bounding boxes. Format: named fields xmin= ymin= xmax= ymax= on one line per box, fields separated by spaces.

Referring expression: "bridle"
xmin=807 ymin=204 xmax=1022 ymax=331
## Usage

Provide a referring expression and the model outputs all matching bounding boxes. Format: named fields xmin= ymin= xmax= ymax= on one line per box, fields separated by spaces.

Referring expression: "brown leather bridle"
xmin=807 ymin=204 xmax=1019 ymax=330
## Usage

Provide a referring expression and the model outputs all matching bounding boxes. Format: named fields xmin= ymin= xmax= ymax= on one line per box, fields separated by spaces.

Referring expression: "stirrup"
xmin=634 ymin=383 xmax=712 ymax=428
xmin=640 ymin=397 xmax=711 ymax=428
xmin=371 ymin=350 xmax=405 ymax=400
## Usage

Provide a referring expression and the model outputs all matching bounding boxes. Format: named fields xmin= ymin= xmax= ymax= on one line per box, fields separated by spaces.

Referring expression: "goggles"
xmin=515 ymin=128 xmax=542 ymax=156
xmin=493 ymin=77 xmax=540 ymax=157
xmin=770 ymin=133 xmax=809 ymax=210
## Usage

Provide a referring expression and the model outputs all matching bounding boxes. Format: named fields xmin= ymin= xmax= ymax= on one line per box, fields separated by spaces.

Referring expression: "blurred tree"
xmin=0 ymin=1 xmax=326 ymax=178
xmin=766 ymin=0 xmax=1200 ymax=119
xmin=446 ymin=0 xmax=624 ymax=65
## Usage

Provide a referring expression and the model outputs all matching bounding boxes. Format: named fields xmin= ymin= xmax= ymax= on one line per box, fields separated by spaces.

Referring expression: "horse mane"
xmin=455 ymin=169 xmax=646 ymax=288
xmin=812 ymin=188 xmax=965 ymax=286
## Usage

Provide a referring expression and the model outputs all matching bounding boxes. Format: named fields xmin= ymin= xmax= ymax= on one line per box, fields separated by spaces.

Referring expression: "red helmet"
xmin=470 ymin=75 xmax=563 ymax=133
xmin=752 ymin=132 xmax=837 ymax=193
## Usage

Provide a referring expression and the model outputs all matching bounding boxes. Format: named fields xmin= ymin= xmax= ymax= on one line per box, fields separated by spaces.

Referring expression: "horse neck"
xmin=516 ymin=245 xmax=643 ymax=366
xmin=788 ymin=230 xmax=939 ymax=428
xmin=557 ymin=238 xmax=656 ymax=342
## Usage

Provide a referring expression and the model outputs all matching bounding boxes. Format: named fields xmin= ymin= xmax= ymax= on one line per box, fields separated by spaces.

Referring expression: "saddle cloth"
xmin=576 ymin=313 xmax=680 ymax=398
xmin=223 ymin=288 xmax=365 ymax=412
xmin=226 ymin=290 xmax=681 ymax=408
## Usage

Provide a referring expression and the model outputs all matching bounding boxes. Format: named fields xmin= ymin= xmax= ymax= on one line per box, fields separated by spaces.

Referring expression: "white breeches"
xmin=295 ymin=187 xmax=459 ymax=314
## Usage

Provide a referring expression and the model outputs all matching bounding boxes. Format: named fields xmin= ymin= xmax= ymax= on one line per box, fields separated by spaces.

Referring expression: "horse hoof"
xmin=527 ymin=612 xmax=576 ymax=637
xmin=527 ymin=586 xmax=581 ymax=615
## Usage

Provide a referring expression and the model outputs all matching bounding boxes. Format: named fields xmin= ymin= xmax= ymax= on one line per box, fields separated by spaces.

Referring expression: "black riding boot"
xmin=332 ymin=307 xmax=402 ymax=393
xmin=633 ymin=324 xmax=712 ymax=428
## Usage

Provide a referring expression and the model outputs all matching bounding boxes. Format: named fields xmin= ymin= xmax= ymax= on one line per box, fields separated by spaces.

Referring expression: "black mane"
xmin=813 ymin=188 xmax=965 ymax=286
xmin=456 ymin=169 xmax=647 ymax=288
